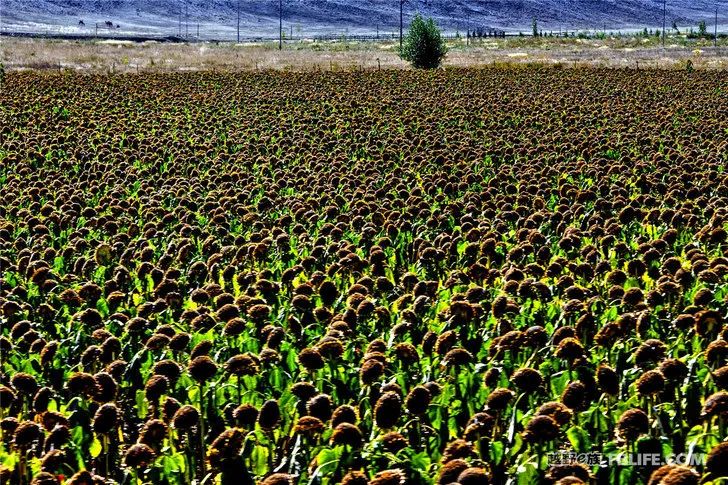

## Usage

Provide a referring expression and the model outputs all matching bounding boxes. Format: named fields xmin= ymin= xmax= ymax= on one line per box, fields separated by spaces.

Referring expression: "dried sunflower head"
xmin=617 ymin=408 xmax=649 ymax=442
xmin=330 ymin=422 xmax=363 ymax=448
xmin=374 ymin=391 xmax=402 ymax=429
xmin=258 ymin=399 xmax=281 ymax=431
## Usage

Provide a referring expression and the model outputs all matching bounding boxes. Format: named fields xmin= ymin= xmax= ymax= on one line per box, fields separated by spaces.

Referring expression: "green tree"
xmin=698 ymin=20 xmax=707 ymax=37
xmin=400 ymin=14 xmax=447 ymax=69
xmin=532 ymin=18 xmax=538 ymax=37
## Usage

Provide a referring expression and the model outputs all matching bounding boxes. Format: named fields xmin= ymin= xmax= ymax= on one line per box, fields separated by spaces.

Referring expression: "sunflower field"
xmin=0 ymin=68 xmax=727 ymax=485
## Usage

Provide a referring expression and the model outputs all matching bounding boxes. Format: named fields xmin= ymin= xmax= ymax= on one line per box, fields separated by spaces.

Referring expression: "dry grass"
xmin=0 ymin=38 xmax=408 ymax=72
xmin=2 ymin=36 xmax=727 ymax=72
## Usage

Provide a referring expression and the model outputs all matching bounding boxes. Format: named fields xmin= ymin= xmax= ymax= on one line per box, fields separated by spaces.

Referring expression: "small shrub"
xmin=400 ymin=14 xmax=447 ymax=69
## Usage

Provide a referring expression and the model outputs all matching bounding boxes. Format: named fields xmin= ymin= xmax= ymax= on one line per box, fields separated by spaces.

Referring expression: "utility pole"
xmin=662 ymin=0 xmax=666 ymax=47
xmin=715 ymin=7 xmax=719 ymax=47
xmin=466 ymin=12 xmax=470 ymax=45
xmin=236 ymin=0 xmax=240 ymax=42
xmin=400 ymin=0 xmax=405 ymax=52
xmin=279 ymin=0 xmax=282 ymax=50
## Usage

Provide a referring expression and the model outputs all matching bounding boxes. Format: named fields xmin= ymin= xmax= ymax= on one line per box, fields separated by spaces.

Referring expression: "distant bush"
xmin=400 ymin=14 xmax=447 ymax=69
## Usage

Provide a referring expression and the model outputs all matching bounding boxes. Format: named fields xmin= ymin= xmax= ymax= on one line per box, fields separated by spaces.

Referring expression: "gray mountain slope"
xmin=1 ymin=0 xmax=724 ymax=37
